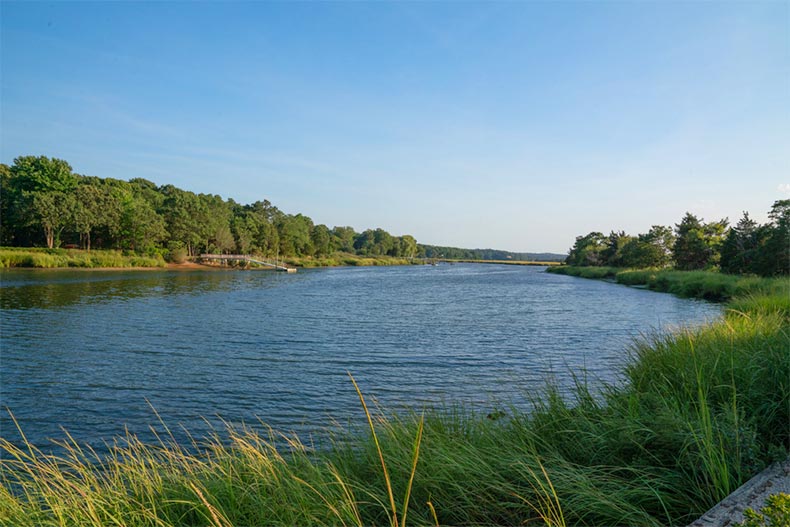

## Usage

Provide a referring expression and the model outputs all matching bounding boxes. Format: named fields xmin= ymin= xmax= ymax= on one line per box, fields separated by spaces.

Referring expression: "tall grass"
xmin=2 ymin=274 xmax=788 ymax=525
xmin=549 ymin=266 xmax=788 ymax=302
xmin=0 ymin=248 xmax=166 ymax=269
xmin=284 ymin=254 xmax=414 ymax=268
xmin=445 ymin=259 xmax=562 ymax=267
xmin=548 ymin=266 xmax=620 ymax=279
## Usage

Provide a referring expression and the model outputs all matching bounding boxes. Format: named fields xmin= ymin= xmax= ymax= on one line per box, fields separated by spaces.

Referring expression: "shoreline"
xmin=443 ymin=258 xmax=561 ymax=266
xmin=0 ymin=260 xmax=408 ymax=271
xmin=0 ymin=248 xmax=414 ymax=271
xmin=0 ymin=261 xmax=222 ymax=272
xmin=2 ymin=253 xmax=565 ymax=271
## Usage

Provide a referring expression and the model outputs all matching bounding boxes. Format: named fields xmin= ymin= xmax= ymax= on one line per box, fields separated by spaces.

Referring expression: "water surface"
xmin=0 ymin=264 xmax=720 ymax=449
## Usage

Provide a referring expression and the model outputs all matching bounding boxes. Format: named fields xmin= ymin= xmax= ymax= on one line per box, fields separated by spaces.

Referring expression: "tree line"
xmin=419 ymin=245 xmax=565 ymax=262
xmin=0 ymin=156 xmax=419 ymax=261
xmin=565 ymin=201 xmax=789 ymax=276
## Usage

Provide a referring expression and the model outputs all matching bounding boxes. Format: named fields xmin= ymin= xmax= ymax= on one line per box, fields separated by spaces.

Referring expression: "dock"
xmin=199 ymin=254 xmax=297 ymax=272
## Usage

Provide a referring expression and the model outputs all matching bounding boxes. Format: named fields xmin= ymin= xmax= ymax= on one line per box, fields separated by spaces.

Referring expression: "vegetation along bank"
xmin=1 ymin=155 xmax=563 ymax=268
xmin=560 ymin=200 xmax=788 ymax=277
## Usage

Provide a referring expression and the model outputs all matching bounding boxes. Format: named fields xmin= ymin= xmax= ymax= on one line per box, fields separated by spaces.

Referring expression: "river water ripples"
xmin=0 ymin=264 xmax=721 ymax=450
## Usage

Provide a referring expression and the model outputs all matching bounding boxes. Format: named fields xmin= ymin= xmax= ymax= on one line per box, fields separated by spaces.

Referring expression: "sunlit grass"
xmin=444 ymin=259 xmax=562 ymax=266
xmin=549 ymin=266 xmax=788 ymax=302
xmin=0 ymin=247 xmax=166 ymax=268
xmin=547 ymin=266 xmax=620 ymax=279
xmin=281 ymin=253 xmax=414 ymax=268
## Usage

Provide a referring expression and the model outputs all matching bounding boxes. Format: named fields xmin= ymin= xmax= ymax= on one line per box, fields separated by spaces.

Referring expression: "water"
xmin=0 ymin=264 xmax=720 ymax=450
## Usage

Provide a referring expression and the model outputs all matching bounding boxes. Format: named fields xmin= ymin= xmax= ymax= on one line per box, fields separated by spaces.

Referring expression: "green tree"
xmin=0 ymin=163 xmax=15 ymax=245
xmin=129 ymin=178 xmax=164 ymax=210
xmin=212 ymin=224 xmax=236 ymax=254
xmin=9 ymin=156 xmax=78 ymax=193
xmin=31 ymin=191 xmax=75 ymax=248
xmin=600 ymin=231 xmax=634 ymax=267
xmin=354 ymin=229 xmax=376 ymax=255
xmin=4 ymin=157 xmax=80 ymax=246
xmin=196 ymin=194 xmax=232 ymax=254
xmin=236 ymin=200 xmax=281 ymax=256
xmin=277 ymin=214 xmax=314 ymax=256
xmin=619 ymin=225 xmax=675 ymax=268
xmin=72 ymin=183 xmax=115 ymax=251
xmin=720 ymin=212 xmax=760 ymax=274
xmin=231 ymin=213 xmax=254 ymax=254
xmin=374 ymin=228 xmax=395 ymax=256
xmin=753 ymin=200 xmax=790 ymax=276
xmin=565 ymin=232 xmax=606 ymax=266
xmin=397 ymin=235 xmax=418 ymax=258
xmin=353 ymin=227 xmax=398 ymax=256
xmin=644 ymin=225 xmax=675 ymax=266
xmin=258 ymin=221 xmax=280 ymax=256
xmin=672 ymin=213 xmax=728 ymax=270
xmin=160 ymin=185 xmax=203 ymax=256
xmin=116 ymin=193 xmax=167 ymax=252
xmin=331 ymin=226 xmax=357 ymax=253
xmin=310 ymin=224 xmax=333 ymax=257
xmin=704 ymin=218 xmax=729 ymax=267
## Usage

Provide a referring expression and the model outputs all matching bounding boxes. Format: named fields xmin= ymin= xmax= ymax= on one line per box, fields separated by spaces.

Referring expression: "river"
xmin=0 ymin=264 xmax=720 ymax=450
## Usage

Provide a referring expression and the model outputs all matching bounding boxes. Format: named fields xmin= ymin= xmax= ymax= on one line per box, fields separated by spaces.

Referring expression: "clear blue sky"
xmin=2 ymin=1 xmax=788 ymax=253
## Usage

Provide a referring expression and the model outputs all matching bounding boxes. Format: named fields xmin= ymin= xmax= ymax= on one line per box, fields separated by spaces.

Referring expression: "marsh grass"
xmin=0 ymin=248 xmax=165 ymax=268
xmin=444 ymin=259 xmax=562 ymax=266
xmin=281 ymin=253 xmax=414 ymax=268
xmin=2 ymin=272 xmax=789 ymax=525
xmin=549 ymin=266 xmax=788 ymax=302
xmin=548 ymin=266 xmax=620 ymax=279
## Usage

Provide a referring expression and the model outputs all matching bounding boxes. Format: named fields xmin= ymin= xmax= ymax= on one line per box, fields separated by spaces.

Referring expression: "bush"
xmin=167 ymin=242 xmax=188 ymax=264
xmin=738 ymin=493 xmax=790 ymax=527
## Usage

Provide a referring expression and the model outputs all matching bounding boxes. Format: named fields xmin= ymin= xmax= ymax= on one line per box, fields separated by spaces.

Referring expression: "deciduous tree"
xmin=31 ymin=191 xmax=75 ymax=248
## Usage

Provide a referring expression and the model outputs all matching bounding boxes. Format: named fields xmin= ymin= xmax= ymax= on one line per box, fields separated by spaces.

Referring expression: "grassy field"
xmin=2 ymin=270 xmax=788 ymax=526
xmin=0 ymin=247 xmax=166 ymax=269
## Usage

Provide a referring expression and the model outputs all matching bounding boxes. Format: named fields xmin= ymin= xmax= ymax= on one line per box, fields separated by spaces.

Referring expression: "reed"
xmin=0 ymin=248 xmax=166 ymax=269
xmin=549 ymin=266 xmax=788 ymax=303
xmin=282 ymin=254 xmax=414 ymax=268
xmin=547 ymin=266 xmax=620 ymax=279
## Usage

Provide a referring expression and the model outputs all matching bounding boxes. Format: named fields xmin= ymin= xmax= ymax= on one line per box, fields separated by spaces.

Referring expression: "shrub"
xmin=738 ymin=493 xmax=790 ymax=527
xmin=167 ymin=242 xmax=188 ymax=264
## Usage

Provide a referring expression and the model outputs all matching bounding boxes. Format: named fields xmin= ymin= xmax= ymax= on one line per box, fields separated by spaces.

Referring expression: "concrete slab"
xmin=688 ymin=458 xmax=790 ymax=527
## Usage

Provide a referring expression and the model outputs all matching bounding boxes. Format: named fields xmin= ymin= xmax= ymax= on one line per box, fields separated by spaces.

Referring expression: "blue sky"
xmin=2 ymin=1 xmax=788 ymax=253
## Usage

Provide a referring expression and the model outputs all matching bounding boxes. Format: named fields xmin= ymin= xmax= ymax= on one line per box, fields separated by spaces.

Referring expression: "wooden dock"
xmin=199 ymin=254 xmax=297 ymax=272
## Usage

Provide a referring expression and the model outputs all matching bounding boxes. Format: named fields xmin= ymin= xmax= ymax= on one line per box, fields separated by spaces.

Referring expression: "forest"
xmin=0 ymin=156 xmax=419 ymax=262
xmin=564 ymin=201 xmax=789 ymax=276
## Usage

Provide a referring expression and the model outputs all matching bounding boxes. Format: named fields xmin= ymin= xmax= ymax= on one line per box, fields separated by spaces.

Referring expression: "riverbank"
xmin=0 ymin=247 xmax=167 ymax=269
xmin=0 ymin=247 xmax=418 ymax=270
xmin=547 ymin=265 xmax=789 ymax=303
xmin=283 ymin=253 xmax=414 ymax=268
xmin=1 ymin=271 xmax=788 ymax=526
xmin=445 ymin=258 xmax=562 ymax=266
xmin=0 ymin=247 xmax=565 ymax=271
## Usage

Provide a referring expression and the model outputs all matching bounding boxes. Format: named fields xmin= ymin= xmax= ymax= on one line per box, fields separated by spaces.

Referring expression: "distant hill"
xmin=418 ymin=244 xmax=566 ymax=262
